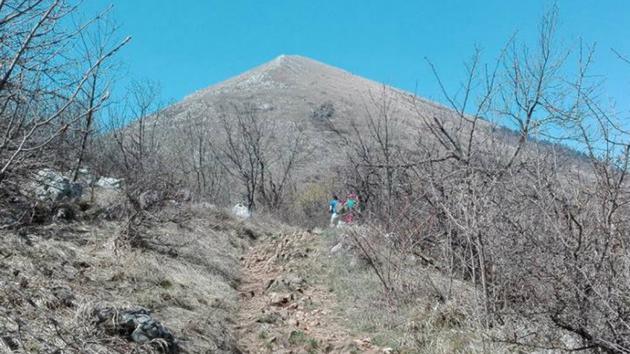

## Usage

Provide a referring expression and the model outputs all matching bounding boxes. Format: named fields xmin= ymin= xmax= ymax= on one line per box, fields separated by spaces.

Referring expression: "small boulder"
xmin=561 ymin=334 xmax=582 ymax=350
xmin=96 ymin=176 xmax=123 ymax=189
xmin=1 ymin=336 xmax=19 ymax=351
xmin=330 ymin=242 xmax=344 ymax=254
xmin=54 ymin=204 xmax=76 ymax=221
xmin=259 ymin=102 xmax=274 ymax=111
xmin=32 ymin=169 xmax=82 ymax=201
xmin=269 ymin=292 xmax=292 ymax=306
xmin=231 ymin=203 xmax=251 ymax=219
xmin=94 ymin=306 xmax=177 ymax=351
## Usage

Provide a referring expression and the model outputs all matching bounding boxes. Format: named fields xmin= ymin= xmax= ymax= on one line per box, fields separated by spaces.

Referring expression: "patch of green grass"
xmin=287 ymin=331 xmax=320 ymax=353
xmin=307 ymin=338 xmax=320 ymax=351
xmin=288 ymin=330 xmax=307 ymax=345
xmin=300 ymin=297 xmax=317 ymax=311
xmin=258 ymin=330 xmax=268 ymax=340
xmin=158 ymin=279 xmax=173 ymax=289
xmin=310 ymin=229 xmax=419 ymax=348
xmin=319 ymin=229 xmax=337 ymax=239
xmin=372 ymin=333 xmax=405 ymax=352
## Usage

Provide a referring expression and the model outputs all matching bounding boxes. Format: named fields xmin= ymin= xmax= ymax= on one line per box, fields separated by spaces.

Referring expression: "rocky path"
xmin=235 ymin=229 xmax=389 ymax=353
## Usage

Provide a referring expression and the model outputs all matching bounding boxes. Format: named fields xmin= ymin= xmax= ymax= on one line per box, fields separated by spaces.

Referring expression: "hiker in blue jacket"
xmin=328 ymin=194 xmax=340 ymax=227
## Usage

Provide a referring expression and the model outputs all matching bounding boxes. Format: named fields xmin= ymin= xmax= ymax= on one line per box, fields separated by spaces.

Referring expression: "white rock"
xmin=96 ymin=177 xmax=123 ymax=189
xmin=231 ymin=203 xmax=251 ymax=219
xmin=330 ymin=242 xmax=343 ymax=254
xmin=561 ymin=333 xmax=582 ymax=350
xmin=259 ymin=103 xmax=274 ymax=111
xmin=32 ymin=169 xmax=82 ymax=201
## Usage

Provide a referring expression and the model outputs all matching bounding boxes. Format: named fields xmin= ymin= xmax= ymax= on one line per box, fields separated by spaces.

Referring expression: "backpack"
xmin=336 ymin=202 xmax=346 ymax=214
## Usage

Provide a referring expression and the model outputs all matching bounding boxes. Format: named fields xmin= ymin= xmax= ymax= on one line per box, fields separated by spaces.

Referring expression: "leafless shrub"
xmin=207 ymin=102 xmax=309 ymax=212
xmin=341 ymin=7 xmax=630 ymax=353
xmin=0 ymin=1 xmax=129 ymax=185
xmin=312 ymin=101 xmax=335 ymax=121
xmin=171 ymin=116 xmax=231 ymax=203
xmin=0 ymin=1 xmax=130 ymax=231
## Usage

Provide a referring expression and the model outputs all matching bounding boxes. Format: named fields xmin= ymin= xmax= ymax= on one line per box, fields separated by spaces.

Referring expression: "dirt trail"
xmin=235 ymin=229 xmax=389 ymax=353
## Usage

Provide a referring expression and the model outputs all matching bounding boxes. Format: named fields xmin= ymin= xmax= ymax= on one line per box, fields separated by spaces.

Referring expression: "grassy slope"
xmin=1 ymin=195 xmax=520 ymax=354
xmin=0 ymin=203 xmax=261 ymax=353
xmin=315 ymin=228 xmax=517 ymax=353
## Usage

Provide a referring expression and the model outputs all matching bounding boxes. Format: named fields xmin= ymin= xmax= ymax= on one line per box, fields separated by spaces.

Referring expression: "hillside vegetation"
xmin=0 ymin=195 xmax=264 ymax=352
xmin=1 ymin=1 xmax=630 ymax=353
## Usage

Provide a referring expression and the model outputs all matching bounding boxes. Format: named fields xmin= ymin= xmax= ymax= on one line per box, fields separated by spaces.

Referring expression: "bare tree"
xmin=412 ymin=7 xmax=630 ymax=352
xmin=89 ymin=79 xmax=178 ymax=212
xmin=0 ymin=0 xmax=129 ymax=184
xmin=208 ymin=102 xmax=308 ymax=211
xmin=339 ymin=7 xmax=630 ymax=353
xmin=325 ymin=86 xmax=413 ymax=226
xmin=71 ymin=9 xmax=121 ymax=182
xmin=171 ymin=115 xmax=230 ymax=202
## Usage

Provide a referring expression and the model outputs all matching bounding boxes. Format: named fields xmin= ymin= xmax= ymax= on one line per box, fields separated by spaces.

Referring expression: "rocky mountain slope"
xmin=143 ymin=54 xmax=585 ymax=199
xmin=153 ymin=55 xmax=471 ymax=180
xmin=166 ymin=54 xmax=444 ymax=127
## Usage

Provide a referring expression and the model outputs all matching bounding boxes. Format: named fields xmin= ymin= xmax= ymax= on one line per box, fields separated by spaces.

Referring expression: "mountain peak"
xmin=259 ymin=54 xmax=312 ymax=71
xmin=187 ymin=54 xmax=359 ymax=99
xmin=258 ymin=54 xmax=343 ymax=74
xmin=271 ymin=54 xmax=320 ymax=63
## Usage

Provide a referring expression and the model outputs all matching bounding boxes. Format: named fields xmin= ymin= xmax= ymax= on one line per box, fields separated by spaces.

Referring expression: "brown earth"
xmin=235 ymin=229 xmax=392 ymax=354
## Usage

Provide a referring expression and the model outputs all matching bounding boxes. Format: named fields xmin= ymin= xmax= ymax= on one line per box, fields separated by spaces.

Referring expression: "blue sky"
xmin=83 ymin=0 xmax=630 ymax=110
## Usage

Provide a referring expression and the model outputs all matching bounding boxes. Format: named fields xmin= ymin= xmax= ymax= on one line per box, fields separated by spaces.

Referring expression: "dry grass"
xmin=316 ymin=227 xmax=518 ymax=353
xmin=0 ymin=197 xmax=261 ymax=353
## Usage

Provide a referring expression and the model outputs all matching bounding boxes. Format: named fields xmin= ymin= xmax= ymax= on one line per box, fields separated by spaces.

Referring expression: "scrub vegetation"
xmin=1 ymin=1 xmax=629 ymax=353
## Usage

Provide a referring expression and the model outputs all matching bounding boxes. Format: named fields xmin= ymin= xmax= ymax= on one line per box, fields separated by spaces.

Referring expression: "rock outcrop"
xmin=32 ymin=169 xmax=83 ymax=201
